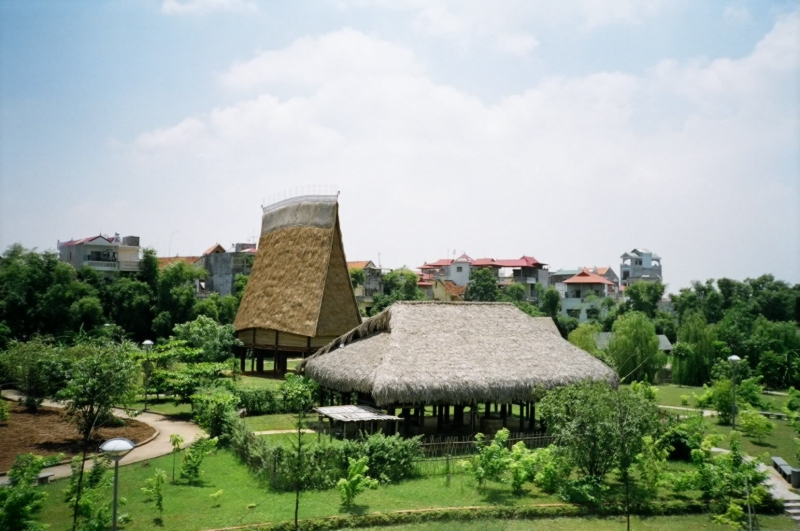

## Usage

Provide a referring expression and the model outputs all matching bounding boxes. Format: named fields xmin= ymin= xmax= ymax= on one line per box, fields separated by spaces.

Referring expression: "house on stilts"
xmin=233 ymin=193 xmax=361 ymax=374
xmin=300 ymin=301 xmax=616 ymax=436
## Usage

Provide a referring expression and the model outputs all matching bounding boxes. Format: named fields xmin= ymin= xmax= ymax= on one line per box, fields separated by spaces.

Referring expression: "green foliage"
xmin=693 ymin=385 xmax=714 ymax=409
xmin=526 ymin=445 xmax=572 ymax=494
xmin=624 ymin=281 xmax=665 ymax=318
xmin=63 ymin=455 xmax=117 ymax=531
xmin=630 ymin=380 xmax=658 ymax=402
xmin=734 ymin=376 xmax=769 ymax=410
xmin=0 ymin=399 xmax=8 ymax=423
xmin=235 ymin=387 xmax=280 ymax=415
xmin=462 ymin=429 xmax=511 ymax=487
xmin=180 ymin=437 xmax=219 ymax=483
xmin=540 ymin=381 xmax=660 ymax=479
xmin=608 ymin=311 xmax=664 ymax=383
xmin=349 ymin=268 xmax=365 ymax=288
xmin=680 ymin=395 xmax=690 ymax=406
xmin=711 ymin=379 xmax=735 ymax=425
xmin=739 ymin=407 xmax=774 ymax=444
xmin=499 ymin=282 xmax=526 ymax=302
xmin=140 ymin=468 xmax=167 ymax=515
xmin=343 ymin=431 xmax=423 ymax=484
xmin=371 ymin=269 xmax=423 ymax=313
xmin=567 ymin=323 xmax=601 ymax=356
xmin=0 ymin=453 xmax=63 ymax=531
xmin=539 ymin=287 xmax=562 ymax=319
xmin=191 ymin=387 xmax=240 ymax=438
xmin=155 ymin=361 xmax=226 ymax=405
xmin=658 ymin=414 xmax=706 ymax=461
xmin=169 ymin=433 xmax=184 ymax=482
xmin=558 ymin=476 xmax=609 ymax=505
xmin=209 ymin=490 xmax=224 ymax=508
xmin=0 ymin=338 xmax=71 ymax=412
xmin=636 ymin=436 xmax=670 ymax=498
xmin=280 ymin=373 xmax=318 ymax=412
xmin=337 ymin=457 xmax=378 ymax=506
xmin=58 ymin=342 xmax=140 ymax=441
xmin=172 ymin=315 xmax=241 ymax=362
xmin=784 ymin=387 xmax=800 ymax=414
xmin=465 ymin=267 xmax=498 ymax=301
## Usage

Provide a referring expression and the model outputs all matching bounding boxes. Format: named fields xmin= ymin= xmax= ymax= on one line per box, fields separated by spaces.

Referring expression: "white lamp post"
xmin=728 ymin=354 xmax=741 ymax=430
xmin=142 ymin=340 xmax=154 ymax=411
xmin=99 ymin=438 xmax=135 ymax=531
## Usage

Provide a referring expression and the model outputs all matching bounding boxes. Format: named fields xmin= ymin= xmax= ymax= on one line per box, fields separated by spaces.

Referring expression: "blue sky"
xmin=1 ymin=0 xmax=798 ymax=291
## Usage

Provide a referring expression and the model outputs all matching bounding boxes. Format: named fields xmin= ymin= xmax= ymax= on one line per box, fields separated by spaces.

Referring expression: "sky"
xmin=1 ymin=0 xmax=798 ymax=292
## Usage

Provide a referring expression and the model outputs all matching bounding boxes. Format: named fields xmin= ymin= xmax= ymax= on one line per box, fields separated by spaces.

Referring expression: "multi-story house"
xmin=204 ymin=243 xmax=257 ymax=297
xmin=57 ymin=233 xmax=141 ymax=274
xmin=418 ymin=253 xmax=549 ymax=302
xmin=560 ymin=269 xmax=619 ymax=322
xmin=620 ymin=249 xmax=662 ymax=286
xmin=348 ymin=260 xmax=383 ymax=315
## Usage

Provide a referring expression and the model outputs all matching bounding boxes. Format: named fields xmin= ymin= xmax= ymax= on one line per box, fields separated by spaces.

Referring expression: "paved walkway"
xmin=2 ymin=390 xmax=204 ymax=480
xmin=659 ymin=405 xmax=715 ymax=417
xmin=710 ymin=447 xmax=800 ymax=502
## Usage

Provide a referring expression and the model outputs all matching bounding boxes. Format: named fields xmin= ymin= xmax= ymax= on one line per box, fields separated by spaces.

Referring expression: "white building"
xmin=620 ymin=249 xmax=662 ymax=287
xmin=57 ymin=233 xmax=141 ymax=274
xmin=560 ymin=269 xmax=619 ymax=322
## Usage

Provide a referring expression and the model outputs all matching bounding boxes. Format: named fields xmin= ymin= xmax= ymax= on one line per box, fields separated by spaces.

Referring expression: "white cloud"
xmin=161 ymin=0 xmax=256 ymax=15
xmin=131 ymin=12 xmax=800 ymax=289
xmin=494 ymin=33 xmax=539 ymax=56
xmin=337 ymin=0 xmax=674 ymax=51
xmin=219 ymin=29 xmax=424 ymax=90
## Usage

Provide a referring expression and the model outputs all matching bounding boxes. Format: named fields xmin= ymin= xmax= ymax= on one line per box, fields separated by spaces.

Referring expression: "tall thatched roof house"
xmin=234 ymin=193 xmax=361 ymax=373
xmin=301 ymin=301 xmax=616 ymax=434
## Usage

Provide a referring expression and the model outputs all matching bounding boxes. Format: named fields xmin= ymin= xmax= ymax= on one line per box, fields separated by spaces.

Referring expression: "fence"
xmin=413 ymin=433 xmax=557 ymax=477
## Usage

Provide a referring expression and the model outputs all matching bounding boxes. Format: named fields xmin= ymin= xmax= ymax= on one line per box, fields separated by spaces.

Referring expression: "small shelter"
xmin=301 ymin=301 xmax=616 ymax=435
xmin=234 ymin=193 xmax=361 ymax=373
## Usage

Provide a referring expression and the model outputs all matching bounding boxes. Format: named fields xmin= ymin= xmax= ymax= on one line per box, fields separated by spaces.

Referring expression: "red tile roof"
xmin=420 ymin=259 xmax=453 ymax=269
xmin=203 ymin=243 xmax=226 ymax=255
xmin=417 ymin=281 xmax=433 ymax=287
xmin=421 ymin=254 xmax=546 ymax=269
xmin=59 ymin=235 xmax=114 ymax=247
xmin=563 ymin=270 xmax=614 ymax=285
xmin=242 ymin=247 xmax=258 ymax=253
xmin=347 ymin=261 xmax=374 ymax=270
xmin=443 ymin=280 xmax=466 ymax=297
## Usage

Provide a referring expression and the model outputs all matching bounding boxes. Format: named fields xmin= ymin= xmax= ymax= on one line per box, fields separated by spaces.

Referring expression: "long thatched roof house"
xmin=234 ymin=193 xmax=361 ymax=372
xmin=302 ymin=301 xmax=616 ymax=407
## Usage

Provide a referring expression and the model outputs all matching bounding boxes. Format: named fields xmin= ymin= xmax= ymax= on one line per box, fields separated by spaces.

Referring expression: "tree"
xmin=0 ymin=453 xmax=63 ymax=531
xmin=140 ymin=469 xmax=167 ymax=520
xmin=349 ymin=267 xmax=365 ymax=288
xmin=57 ymin=342 xmax=139 ymax=529
xmin=567 ymin=323 xmax=601 ymax=356
xmin=371 ymin=269 xmax=423 ymax=313
xmin=607 ymin=312 xmax=663 ymax=383
xmin=499 ymin=283 xmax=526 ymax=302
xmin=539 ymin=287 xmax=561 ymax=319
xmin=172 ymin=316 xmax=241 ymax=363
xmin=539 ymin=381 xmax=659 ymax=479
xmin=0 ymin=339 xmax=65 ymax=412
xmin=466 ymin=267 xmax=498 ymax=301
xmin=675 ymin=311 xmax=717 ymax=386
xmin=337 ymin=457 xmax=378 ymax=507
xmin=625 ymin=281 xmax=665 ymax=318
xmin=740 ymin=408 xmax=774 ymax=444
xmin=169 ymin=434 xmax=184 ymax=482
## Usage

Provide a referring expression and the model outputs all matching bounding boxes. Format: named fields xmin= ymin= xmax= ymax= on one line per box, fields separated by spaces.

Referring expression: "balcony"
xmin=83 ymin=260 xmax=118 ymax=271
xmin=119 ymin=261 xmax=141 ymax=272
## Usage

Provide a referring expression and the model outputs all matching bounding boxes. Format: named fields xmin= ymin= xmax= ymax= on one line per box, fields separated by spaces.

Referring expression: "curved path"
xmin=1 ymin=390 xmax=204 ymax=480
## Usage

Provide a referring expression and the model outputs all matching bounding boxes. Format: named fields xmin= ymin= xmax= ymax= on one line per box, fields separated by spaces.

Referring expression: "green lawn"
xmin=623 ymin=383 xmax=791 ymax=412
xmin=128 ymin=397 xmax=192 ymax=418
xmin=243 ymin=413 xmax=304 ymax=432
xmin=237 ymin=374 xmax=285 ymax=391
xmin=707 ymin=419 xmax=798 ymax=467
xmin=343 ymin=515 xmax=797 ymax=531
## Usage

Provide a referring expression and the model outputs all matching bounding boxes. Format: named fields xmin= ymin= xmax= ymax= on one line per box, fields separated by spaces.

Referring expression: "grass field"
xmin=644 ymin=383 xmax=790 ymax=411
xmin=343 ymin=515 xmax=797 ymax=531
xmin=708 ymin=419 xmax=798 ymax=467
xmin=243 ymin=413 xmax=303 ymax=432
xmin=128 ymin=397 xmax=192 ymax=418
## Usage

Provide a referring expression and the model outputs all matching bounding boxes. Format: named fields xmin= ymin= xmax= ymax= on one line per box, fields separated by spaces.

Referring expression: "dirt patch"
xmin=0 ymin=403 xmax=156 ymax=472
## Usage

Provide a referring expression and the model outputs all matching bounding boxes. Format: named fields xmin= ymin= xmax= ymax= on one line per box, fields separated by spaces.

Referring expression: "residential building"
xmin=348 ymin=260 xmax=383 ymax=315
xmin=418 ymin=253 xmax=549 ymax=302
xmin=204 ymin=243 xmax=256 ymax=297
xmin=57 ymin=233 xmax=141 ymax=274
xmin=560 ymin=269 xmax=619 ymax=322
xmin=551 ymin=266 xmax=619 ymax=297
xmin=431 ymin=278 xmax=465 ymax=302
xmin=620 ymin=248 xmax=662 ymax=286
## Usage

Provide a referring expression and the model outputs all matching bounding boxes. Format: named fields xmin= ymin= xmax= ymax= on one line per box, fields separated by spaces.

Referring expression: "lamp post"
xmin=99 ymin=438 xmax=135 ymax=531
xmin=142 ymin=340 xmax=154 ymax=411
xmin=728 ymin=354 xmax=741 ymax=430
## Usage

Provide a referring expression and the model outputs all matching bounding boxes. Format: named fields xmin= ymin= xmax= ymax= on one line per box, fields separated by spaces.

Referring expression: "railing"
xmin=420 ymin=433 xmax=556 ymax=458
xmin=83 ymin=260 xmax=118 ymax=270
xmin=118 ymin=261 xmax=140 ymax=271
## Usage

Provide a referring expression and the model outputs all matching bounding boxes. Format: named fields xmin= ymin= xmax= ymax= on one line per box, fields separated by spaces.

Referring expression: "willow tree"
xmin=607 ymin=312 xmax=662 ymax=383
xmin=675 ymin=311 xmax=716 ymax=386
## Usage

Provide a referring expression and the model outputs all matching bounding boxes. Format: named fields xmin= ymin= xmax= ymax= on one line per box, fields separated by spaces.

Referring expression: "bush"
xmin=527 ymin=445 xmax=571 ymax=494
xmin=739 ymin=408 xmax=774 ymax=444
xmin=180 ymin=437 xmax=218 ymax=483
xmin=711 ymin=379 xmax=734 ymax=425
xmin=630 ymin=381 xmax=658 ymax=402
xmin=191 ymin=387 xmax=239 ymax=439
xmin=140 ymin=469 xmax=167 ymax=516
xmin=693 ymin=385 xmax=714 ymax=409
xmin=558 ymin=477 xmax=609 ymax=505
xmin=0 ymin=400 xmax=9 ymax=424
xmin=680 ymin=395 xmax=690 ymax=407
xmin=343 ymin=432 xmax=422 ymax=484
xmin=235 ymin=387 xmax=280 ymax=415
xmin=658 ymin=415 xmax=706 ymax=461
xmin=337 ymin=457 xmax=378 ymax=506
xmin=461 ymin=429 xmax=511 ymax=488
xmin=0 ymin=453 xmax=64 ymax=531
xmin=736 ymin=376 xmax=769 ymax=411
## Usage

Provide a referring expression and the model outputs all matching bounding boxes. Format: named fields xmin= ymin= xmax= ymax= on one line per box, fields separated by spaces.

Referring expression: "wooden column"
xmin=256 ymin=350 xmax=264 ymax=373
xmin=454 ymin=405 xmax=464 ymax=427
xmin=401 ymin=408 xmax=410 ymax=437
xmin=484 ymin=402 xmax=491 ymax=418
xmin=528 ymin=401 xmax=536 ymax=432
xmin=437 ymin=405 xmax=444 ymax=430
xmin=518 ymin=403 xmax=525 ymax=432
xmin=239 ymin=348 xmax=246 ymax=373
xmin=500 ymin=404 xmax=507 ymax=427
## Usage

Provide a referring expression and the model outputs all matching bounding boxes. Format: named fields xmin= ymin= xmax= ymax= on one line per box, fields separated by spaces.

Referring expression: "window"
xmin=567 ymin=309 xmax=580 ymax=319
xmin=456 ymin=266 xmax=463 ymax=272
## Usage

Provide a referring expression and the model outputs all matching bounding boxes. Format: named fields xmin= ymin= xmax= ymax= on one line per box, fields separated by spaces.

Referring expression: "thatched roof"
xmin=234 ymin=195 xmax=361 ymax=340
xmin=301 ymin=302 xmax=616 ymax=406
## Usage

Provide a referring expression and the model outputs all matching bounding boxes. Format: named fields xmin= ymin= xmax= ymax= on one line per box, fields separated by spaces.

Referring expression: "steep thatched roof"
xmin=234 ymin=195 xmax=361 ymax=340
xmin=301 ymin=302 xmax=616 ymax=406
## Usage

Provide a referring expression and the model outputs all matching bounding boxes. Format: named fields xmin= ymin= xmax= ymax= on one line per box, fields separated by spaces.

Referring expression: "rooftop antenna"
xmin=378 ymin=252 xmax=381 ymax=268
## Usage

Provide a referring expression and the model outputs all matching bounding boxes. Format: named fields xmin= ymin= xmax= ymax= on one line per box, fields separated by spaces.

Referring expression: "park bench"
xmin=0 ymin=472 xmax=54 ymax=487
xmin=772 ymin=456 xmax=800 ymax=488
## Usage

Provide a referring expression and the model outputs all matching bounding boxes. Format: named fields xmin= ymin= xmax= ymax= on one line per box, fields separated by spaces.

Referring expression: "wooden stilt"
xmin=529 ymin=400 xmax=536 ymax=432
xmin=518 ymin=403 xmax=524 ymax=432
xmin=501 ymin=404 xmax=507 ymax=427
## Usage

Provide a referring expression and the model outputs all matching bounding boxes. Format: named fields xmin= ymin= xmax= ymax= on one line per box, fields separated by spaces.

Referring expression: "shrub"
xmin=0 ymin=453 xmax=64 ymax=531
xmin=693 ymin=385 xmax=714 ymax=409
xmin=636 ymin=436 xmax=670 ymax=498
xmin=180 ymin=437 xmax=218 ymax=483
xmin=785 ymin=387 xmax=800 ymax=414
xmin=711 ymin=379 xmax=734 ymax=425
xmin=280 ymin=374 xmax=318 ymax=412
xmin=630 ymin=381 xmax=658 ymax=402
xmin=680 ymin=395 xmax=690 ymax=407
xmin=191 ymin=387 xmax=239 ymax=438
xmin=558 ymin=477 xmax=608 ymax=505
xmin=235 ymin=387 xmax=280 ymax=415
xmin=0 ymin=399 xmax=9 ymax=424
xmin=140 ymin=468 xmax=167 ymax=516
xmin=343 ymin=432 xmax=422 ymax=484
xmin=461 ymin=429 xmax=510 ymax=488
xmin=527 ymin=445 xmax=571 ymax=494
xmin=739 ymin=408 xmax=774 ymax=444
xmin=658 ymin=415 xmax=706 ymax=461
xmin=736 ymin=376 xmax=769 ymax=411
xmin=337 ymin=457 xmax=378 ymax=506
